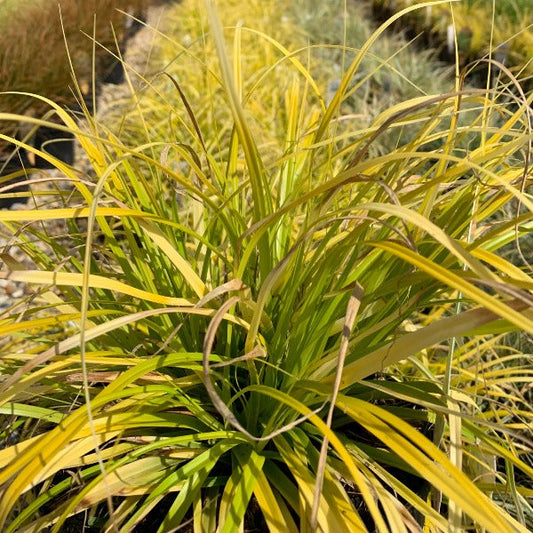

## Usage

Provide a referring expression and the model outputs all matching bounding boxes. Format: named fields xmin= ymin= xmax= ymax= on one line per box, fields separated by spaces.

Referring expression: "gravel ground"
xmin=0 ymin=3 xmax=170 ymax=311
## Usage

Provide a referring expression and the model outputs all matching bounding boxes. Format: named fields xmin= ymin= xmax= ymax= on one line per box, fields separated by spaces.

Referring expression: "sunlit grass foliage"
xmin=0 ymin=0 xmax=532 ymax=531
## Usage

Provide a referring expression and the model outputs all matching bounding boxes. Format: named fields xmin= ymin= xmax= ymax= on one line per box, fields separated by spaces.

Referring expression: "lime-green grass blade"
xmin=239 ymin=28 xmax=323 ymax=104
xmin=233 ymin=21 xmax=243 ymax=102
xmin=8 ymin=433 xmax=237 ymax=532
xmin=1 ymin=206 xmax=221 ymax=283
xmin=51 ymin=437 xmax=236 ymax=532
xmin=143 ymin=437 xmax=242 ymax=502
xmin=261 ymin=462 xmax=300 ymax=521
xmin=461 ymin=420 xmax=533 ymax=480
xmin=121 ymin=439 xmax=242 ymax=532
xmin=469 ymin=247 xmax=533 ymax=284
xmin=114 ymin=497 xmax=164 ymax=533
xmin=328 ymin=453 xmax=448 ymax=531
xmin=0 ymin=402 xmax=64 ymax=424
xmin=204 ymin=0 xmax=270 ymax=223
xmin=473 ymin=216 xmax=533 ymax=255
xmin=193 ymin=486 xmax=219 ymax=533
xmin=7 ymin=285 xmax=97 ymax=330
xmin=0 ymin=309 xmax=108 ymax=339
xmin=2 ymin=408 xmax=206 ymax=491
xmin=72 ymin=455 xmax=179 ymax=509
xmin=16 ymin=432 xmax=121 ymax=493
xmin=336 ymin=395 xmax=528 ymax=533
xmin=204 ymin=0 xmax=274 ymax=282
xmin=218 ymin=448 xmax=265 ymax=533
xmin=235 ymin=169 xmax=367 ymax=280
xmin=4 ymin=464 xmax=106 ymax=533
xmin=0 ymin=132 xmax=80 ymax=187
xmin=0 ymin=433 xmax=41 ymax=470
xmin=0 ymin=352 xmax=141 ymax=408
xmin=1 ymin=91 xmax=103 ymax=170
xmin=373 ymin=240 xmax=533 ymax=333
xmin=92 ymin=352 xmax=204 ymax=398
xmin=155 ymin=458 xmax=211 ymax=532
xmin=350 ymin=149 xmax=531 ymax=214
xmin=0 ymin=413 xmax=210 ymax=525
xmin=0 ymin=351 xmax=213 ymax=479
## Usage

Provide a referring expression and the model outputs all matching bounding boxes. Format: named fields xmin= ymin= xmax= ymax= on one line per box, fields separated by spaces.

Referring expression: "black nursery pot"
xmin=98 ymin=33 xmax=131 ymax=85
xmin=99 ymin=8 xmax=149 ymax=85
xmin=0 ymin=153 xmax=30 ymax=209
xmin=100 ymin=53 xmax=126 ymax=85
xmin=68 ymin=81 xmax=100 ymax=117
xmin=33 ymin=125 xmax=75 ymax=169
xmin=124 ymin=10 xmax=147 ymax=41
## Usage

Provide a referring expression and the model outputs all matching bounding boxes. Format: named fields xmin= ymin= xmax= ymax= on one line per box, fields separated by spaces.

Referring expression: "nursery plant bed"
xmin=370 ymin=0 xmax=533 ymax=89
xmin=32 ymin=125 xmax=75 ymax=169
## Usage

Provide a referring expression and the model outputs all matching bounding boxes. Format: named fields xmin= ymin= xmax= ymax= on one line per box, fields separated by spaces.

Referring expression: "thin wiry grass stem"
xmin=310 ymin=283 xmax=364 ymax=532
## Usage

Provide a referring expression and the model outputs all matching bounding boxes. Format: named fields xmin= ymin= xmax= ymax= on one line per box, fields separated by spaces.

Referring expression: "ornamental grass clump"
xmin=0 ymin=0 xmax=532 ymax=531
xmin=0 ymin=0 xmax=151 ymax=148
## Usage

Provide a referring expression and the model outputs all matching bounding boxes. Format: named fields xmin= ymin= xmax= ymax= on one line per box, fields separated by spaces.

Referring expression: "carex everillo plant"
xmin=0 ymin=0 xmax=532 ymax=531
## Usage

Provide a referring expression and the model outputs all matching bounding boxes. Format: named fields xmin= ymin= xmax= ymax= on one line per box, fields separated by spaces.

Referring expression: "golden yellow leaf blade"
xmin=330 ymin=301 xmax=531 ymax=388
xmin=374 ymin=240 xmax=533 ymax=333
xmin=0 ymin=269 xmax=193 ymax=307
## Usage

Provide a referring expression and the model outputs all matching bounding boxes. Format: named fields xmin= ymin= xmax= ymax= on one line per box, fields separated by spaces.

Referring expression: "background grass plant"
xmin=0 ymin=0 xmax=153 ymax=151
xmin=372 ymin=0 xmax=533 ymax=82
xmin=0 ymin=0 xmax=532 ymax=531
